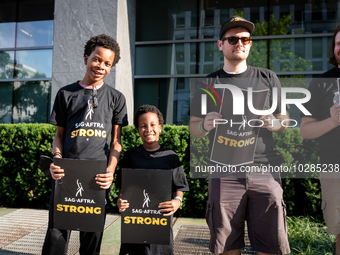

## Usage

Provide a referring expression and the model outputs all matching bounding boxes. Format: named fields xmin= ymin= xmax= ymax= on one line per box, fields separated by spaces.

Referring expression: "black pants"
xmin=42 ymin=228 xmax=103 ymax=255
xmin=42 ymin=184 xmax=104 ymax=255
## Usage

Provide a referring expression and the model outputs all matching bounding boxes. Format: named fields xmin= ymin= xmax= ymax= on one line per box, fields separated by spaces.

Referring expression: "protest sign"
xmin=53 ymin=158 xmax=106 ymax=232
xmin=121 ymin=169 xmax=172 ymax=245
xmin=210 ymin=88 xmax=268 ymax=166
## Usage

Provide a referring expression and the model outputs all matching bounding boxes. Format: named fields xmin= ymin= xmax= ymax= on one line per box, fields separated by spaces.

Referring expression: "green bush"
xmin=0 ymin=124 xmax=55 ymax=208
xmin=274 ymin=129 xmax=322 ymax=219
xmin=0 ymin=124 xmax=323 ymax=219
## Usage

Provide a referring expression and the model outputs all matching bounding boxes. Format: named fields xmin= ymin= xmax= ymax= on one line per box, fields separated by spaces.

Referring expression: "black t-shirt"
xmin=117 ymin=145 xmax=189 ymax=255
xmin=190 ymin=66 xmax=284 ymax=165
xmin=302 ymin=66 xmax=340 ymax=163
xmin=117 ymin=145 xmax=189 ymax=192
xmin=49 ymin=82 xmax=128 ymax=160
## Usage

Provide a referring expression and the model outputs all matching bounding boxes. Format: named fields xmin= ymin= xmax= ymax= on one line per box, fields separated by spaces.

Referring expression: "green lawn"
xmin=288 ymin=216 xmax=336 ymax=255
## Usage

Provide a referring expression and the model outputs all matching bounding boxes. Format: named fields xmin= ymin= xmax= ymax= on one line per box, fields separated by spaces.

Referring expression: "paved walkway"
xmin=0 ymin=208 xmax=254 ymax=255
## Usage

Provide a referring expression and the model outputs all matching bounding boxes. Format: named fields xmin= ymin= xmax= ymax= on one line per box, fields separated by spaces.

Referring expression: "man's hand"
xmin=158 ymin=199 xmax=181 ymax=216
xmin=189 ymin=112 xmax=222 ymax=138
xmin=259 ymin=113 xmax=289 ymax=133
xmin=203 ymin=112 xmax=223 ymax=132
xmin=95 ymin=172 xmax=113 ymax=189
xmin=259 ymin=114 xmax=281 ymax=132
xmin=329 ymin=104 xmax=340 ymax=127
xmin=117 ymin=198 xmax=129 ymax=212
xmin=50 ymin=163 xmax=64 ymax=180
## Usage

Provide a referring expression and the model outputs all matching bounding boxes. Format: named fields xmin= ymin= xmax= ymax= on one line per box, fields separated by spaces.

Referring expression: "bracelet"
xmin=53 ymin=152 xmax=62 ymax=158
xmin=201 ymin=120 xmax=208 ymax=133
xmin=173 ymin=196 xmax=182 ymax=206
xmin=198 ymin=121 xmax=209 ymax=135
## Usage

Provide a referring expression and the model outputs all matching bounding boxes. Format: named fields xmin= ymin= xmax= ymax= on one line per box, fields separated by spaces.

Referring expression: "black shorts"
xmin=206 ymin=177 xmax=290 ymax=255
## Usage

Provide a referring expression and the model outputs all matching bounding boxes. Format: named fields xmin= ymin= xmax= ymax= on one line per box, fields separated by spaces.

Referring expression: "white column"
xmin=116 ymin=0 xmax=136 ymax=125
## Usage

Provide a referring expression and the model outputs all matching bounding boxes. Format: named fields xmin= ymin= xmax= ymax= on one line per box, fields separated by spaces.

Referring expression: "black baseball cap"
xmin=219 ymin=16 xmax=255 ymax=39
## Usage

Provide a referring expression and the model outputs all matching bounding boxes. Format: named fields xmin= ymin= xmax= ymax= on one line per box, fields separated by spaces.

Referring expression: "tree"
xmin=13 ymin=80 xmax=50 ymax=123
xmin=0 ymin=51 xmax=14 ymax=79
xmin=248 ymin=13 xmax=312 ymax=74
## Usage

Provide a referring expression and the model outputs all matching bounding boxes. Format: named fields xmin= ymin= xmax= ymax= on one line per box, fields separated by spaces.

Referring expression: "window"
xmin=0 ymin=0 xmax=54 ymax=123
xmin=135 ymin=0 xmax=338 ymax=125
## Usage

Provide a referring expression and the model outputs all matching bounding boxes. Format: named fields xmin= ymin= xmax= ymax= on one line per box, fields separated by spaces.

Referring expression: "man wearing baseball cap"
xmin=189 ymin=16 xmax=291 ymax=255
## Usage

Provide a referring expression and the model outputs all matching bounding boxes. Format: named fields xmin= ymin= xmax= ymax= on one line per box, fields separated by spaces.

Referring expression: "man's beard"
xmin=335 ymin=53 xmax=340 ymax=66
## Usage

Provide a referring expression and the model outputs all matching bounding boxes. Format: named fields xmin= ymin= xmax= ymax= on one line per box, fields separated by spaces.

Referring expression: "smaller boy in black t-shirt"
xmin=117 ymin=104 xmax=189 ymax=255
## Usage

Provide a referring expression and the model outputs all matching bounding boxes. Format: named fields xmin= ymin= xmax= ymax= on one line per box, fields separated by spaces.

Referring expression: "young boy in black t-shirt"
xmin=117 ymin=104 xmax=189 ymax=255
xmin=42 ymin=34 xmax=128 ymax=255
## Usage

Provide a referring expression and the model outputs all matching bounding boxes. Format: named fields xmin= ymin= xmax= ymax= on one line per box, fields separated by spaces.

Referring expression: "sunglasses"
xmin=92 ymin=87 xmax=98 ymax=108
xmin=221 ymin=36 xmax=251 ymax=45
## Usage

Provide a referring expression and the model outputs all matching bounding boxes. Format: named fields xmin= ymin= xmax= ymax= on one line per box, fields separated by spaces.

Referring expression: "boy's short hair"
xmin=84 ymin=34 xmax=121 ymax=66
xmin=134 ymin=104 xmax=164 ymax=128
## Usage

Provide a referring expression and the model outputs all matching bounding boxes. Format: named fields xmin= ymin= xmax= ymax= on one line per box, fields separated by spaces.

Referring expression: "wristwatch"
xmin=173 ymin=196 xmax=182 ymax=206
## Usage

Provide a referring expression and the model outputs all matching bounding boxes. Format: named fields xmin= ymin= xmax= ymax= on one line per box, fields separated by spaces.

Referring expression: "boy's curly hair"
xmin=134 ymin=104 xmax=164 ymax=128
xmin=84 ymin=34 xmax=121 ymax=66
